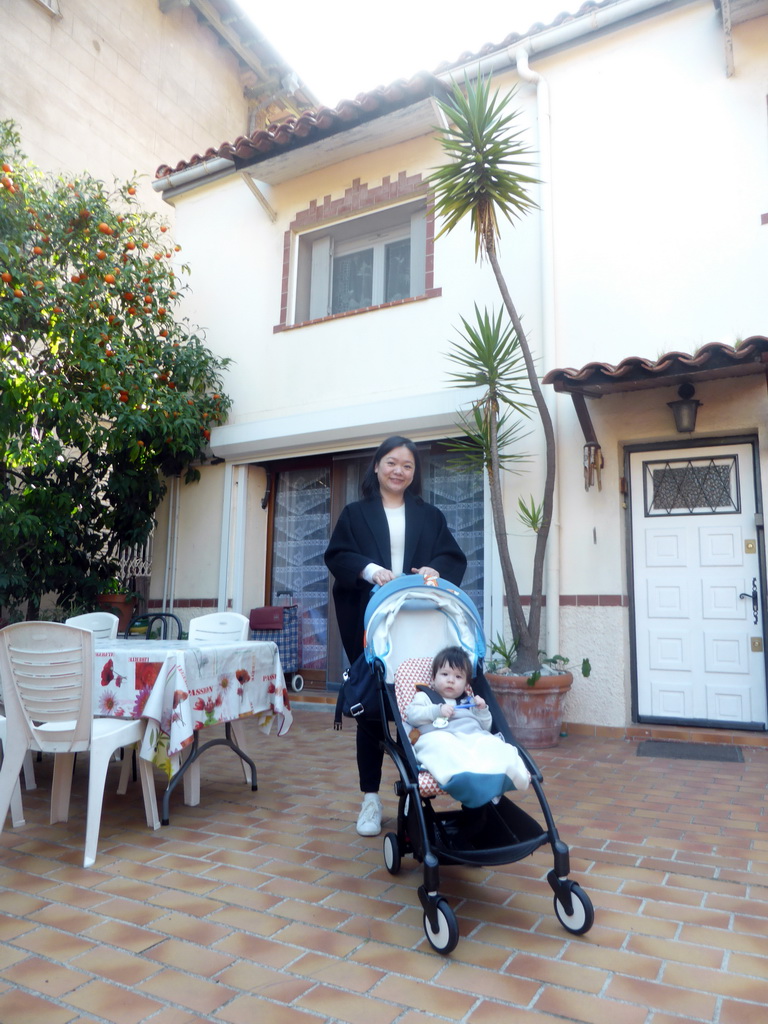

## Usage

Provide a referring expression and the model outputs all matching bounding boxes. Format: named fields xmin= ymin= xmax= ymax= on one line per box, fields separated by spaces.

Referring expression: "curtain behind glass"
xmin=270 ymin=468 xmax=331 ymax=671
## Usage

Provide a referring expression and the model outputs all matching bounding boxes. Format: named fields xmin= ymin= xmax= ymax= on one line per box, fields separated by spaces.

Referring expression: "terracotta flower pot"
xmin=486 ymin=671 xmax=573 ymax=748
xmin=95 ymin=593 xmax=136 ymax=633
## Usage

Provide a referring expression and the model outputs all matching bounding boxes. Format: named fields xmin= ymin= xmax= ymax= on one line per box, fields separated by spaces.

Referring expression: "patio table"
xmin=93 ymin=637 xmax=293 ymax=823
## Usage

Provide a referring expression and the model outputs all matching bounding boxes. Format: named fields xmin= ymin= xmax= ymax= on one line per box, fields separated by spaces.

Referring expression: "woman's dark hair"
xmin=361 ymin=435 xmax=422 ymax=499
xmin=431 ymin=645 xmax=472 ymax=682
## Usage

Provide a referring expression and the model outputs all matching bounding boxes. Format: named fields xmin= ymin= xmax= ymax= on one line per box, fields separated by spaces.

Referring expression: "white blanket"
xmin=413 ymin=729 xmax=530 ymax=807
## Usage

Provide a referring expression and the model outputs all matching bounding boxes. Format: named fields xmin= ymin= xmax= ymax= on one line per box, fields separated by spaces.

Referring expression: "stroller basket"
xmin=431 ymin=797 xmax=546 ymax=865
xmin=364 ymin=575 xmax=595 ymax=954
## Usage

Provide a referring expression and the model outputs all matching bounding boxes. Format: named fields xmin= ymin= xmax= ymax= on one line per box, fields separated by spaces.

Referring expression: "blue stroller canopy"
xmin=363 ymin=576 xmax=485 ymax=682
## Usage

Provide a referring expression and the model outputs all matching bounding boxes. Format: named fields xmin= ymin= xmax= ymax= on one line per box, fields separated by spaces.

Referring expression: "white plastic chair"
xmin=185 ymin=612 xmax=251 ymax=795
xmin=187 ymin=612 xmax=250 ymax=643
xmin=65 ymin=612 xmax=119 ymax=642
xmin=0 ymin=622 xmax=159 ymax=867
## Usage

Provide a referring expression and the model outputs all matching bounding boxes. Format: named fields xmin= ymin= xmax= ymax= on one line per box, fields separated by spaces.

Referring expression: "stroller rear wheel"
xmin=383 ymin=832 xmax=401 ymax=875
xmin=553 ymin=881 xmax=594 ymax=935
xmin=423 ymin=898 xmax=459 ymax=954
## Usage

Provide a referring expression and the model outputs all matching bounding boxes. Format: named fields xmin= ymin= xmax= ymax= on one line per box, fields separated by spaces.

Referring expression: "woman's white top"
xmin=361 ymin=503 xmax=406 ymax=582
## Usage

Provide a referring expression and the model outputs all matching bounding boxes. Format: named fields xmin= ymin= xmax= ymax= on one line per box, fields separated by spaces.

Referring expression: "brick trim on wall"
xmin=275 ymin=172 xmax=440 ymax=332
xmin=513 ymin=595 xmax=630 ymax=607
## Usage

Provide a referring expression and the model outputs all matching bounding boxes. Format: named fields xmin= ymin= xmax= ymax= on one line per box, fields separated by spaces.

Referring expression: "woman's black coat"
xmin=324 ymin=491 xmax=467 ymax=662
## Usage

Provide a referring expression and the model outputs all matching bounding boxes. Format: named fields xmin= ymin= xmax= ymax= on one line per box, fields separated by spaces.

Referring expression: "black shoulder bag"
xmin=333 ymin=652 xmax=387 ymax=729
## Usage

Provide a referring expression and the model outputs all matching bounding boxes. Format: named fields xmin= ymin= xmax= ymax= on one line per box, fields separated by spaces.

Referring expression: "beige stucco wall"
xmin=0 ymin=0 xmax=249 ymax=213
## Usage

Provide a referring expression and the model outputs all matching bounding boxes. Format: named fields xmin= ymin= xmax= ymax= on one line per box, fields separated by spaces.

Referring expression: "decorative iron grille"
xmin=643 ymin=456 xmax=740 ymax=516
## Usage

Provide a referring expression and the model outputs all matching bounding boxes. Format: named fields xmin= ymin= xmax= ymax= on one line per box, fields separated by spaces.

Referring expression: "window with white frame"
xmin=293 ymin=199 xmax=427 ymax=323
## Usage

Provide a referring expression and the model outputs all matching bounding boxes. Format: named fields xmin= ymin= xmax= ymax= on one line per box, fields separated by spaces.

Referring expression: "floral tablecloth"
xmin=93 ymin=638 xmax=292 ymax=776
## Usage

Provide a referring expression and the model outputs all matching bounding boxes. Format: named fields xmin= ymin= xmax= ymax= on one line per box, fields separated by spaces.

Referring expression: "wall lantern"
xmin=667 ymin=382 xmax=702 ymax=433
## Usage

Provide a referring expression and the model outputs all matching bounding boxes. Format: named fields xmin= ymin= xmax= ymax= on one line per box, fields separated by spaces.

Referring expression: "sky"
xmin=238 ymin=1 xmax=578 ymax=108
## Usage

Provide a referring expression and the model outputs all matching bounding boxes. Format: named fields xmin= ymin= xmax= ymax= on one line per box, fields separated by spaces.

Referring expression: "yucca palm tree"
xmin=430 ymin=75 xmax=555 ymax=672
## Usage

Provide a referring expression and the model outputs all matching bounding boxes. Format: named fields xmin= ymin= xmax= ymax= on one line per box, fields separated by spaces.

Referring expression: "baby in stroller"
xmin=404 ymin=645 xmax=530 ymax=807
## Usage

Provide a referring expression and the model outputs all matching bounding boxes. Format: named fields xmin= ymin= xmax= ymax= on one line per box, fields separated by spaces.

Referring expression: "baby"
xmin=404 ymin=645 xmax=530 ymax=805
xmin=406 ymin=645 xmax=492 ymax=737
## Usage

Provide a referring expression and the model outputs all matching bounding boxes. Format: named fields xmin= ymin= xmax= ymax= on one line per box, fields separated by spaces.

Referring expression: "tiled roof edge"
xmin=155 ymin=72 xmax=447 ymax=181
xmin=542 ymin=338 xmax=768 ymax=387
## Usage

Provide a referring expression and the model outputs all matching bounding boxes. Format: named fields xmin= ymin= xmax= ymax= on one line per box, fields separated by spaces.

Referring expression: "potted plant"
xmin=485 ymin=636 xmax=591 ymax=748
xmin=429 ymin=76 xmax=590 ymax=743
xmin=95 ymin=577 xmax=137 ymax=632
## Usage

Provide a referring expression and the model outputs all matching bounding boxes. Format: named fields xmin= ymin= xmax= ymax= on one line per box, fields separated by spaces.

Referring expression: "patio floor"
xmin=1 ymin=704 xmax=767 ymax=1024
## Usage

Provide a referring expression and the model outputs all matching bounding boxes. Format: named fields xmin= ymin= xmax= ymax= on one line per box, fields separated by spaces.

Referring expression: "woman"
xmin=324 ymin=436 xmax=467 ymax=836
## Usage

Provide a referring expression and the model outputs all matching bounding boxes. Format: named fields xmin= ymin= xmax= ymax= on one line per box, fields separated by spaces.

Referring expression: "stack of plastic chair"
xmin=0 ymin=622 xmax=159 ymax=868
xmin=0 ymin=714 xmax=25 ymax=828
xmin=184 ymin=612 xmax=251 ymax=798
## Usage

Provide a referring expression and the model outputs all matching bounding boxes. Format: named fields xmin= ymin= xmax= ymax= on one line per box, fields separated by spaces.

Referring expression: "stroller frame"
xmin=363 ymin=576 xmax=594 ymax=954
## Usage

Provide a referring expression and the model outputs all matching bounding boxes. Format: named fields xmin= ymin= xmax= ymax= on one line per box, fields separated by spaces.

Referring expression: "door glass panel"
xmin=270 ymin=468 xmax=331 ymax=672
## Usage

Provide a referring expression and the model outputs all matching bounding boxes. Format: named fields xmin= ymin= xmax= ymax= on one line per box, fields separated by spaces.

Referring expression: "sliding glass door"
xmin=267 ymin=445 xmax=484 ymax=684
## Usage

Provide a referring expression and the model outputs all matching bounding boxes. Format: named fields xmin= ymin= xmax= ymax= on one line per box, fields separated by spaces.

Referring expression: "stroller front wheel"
xmin=423 ymin=898 xmax=459 ymax=955
xmin=553 ymin=882 xmax=594 ymax=935
xmin=383 ymin=832 xmax=401 ymax=875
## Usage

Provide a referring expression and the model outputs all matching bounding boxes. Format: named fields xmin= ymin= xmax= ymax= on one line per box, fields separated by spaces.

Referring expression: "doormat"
xmin=636 ymin=740 xmax=744 ymax=763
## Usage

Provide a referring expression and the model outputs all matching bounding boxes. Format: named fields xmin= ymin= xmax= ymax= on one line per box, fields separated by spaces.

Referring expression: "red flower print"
xmin=100 ymin=659 xmax=114 ymax=686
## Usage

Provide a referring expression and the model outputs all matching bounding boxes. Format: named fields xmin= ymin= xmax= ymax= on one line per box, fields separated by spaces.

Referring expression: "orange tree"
xmin=0 ymin=120 xmax=231 ymax=618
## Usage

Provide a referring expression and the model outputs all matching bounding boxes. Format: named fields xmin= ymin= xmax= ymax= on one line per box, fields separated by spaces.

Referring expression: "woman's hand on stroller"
xmin=411 ymin=566 xmax=439 ymax=579
xmin=371 ymin=568 xmax=397 ymax=586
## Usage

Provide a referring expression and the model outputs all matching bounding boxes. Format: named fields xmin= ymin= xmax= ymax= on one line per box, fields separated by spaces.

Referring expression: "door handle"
xmin=739 ymin=578 xmax=758 ymax=624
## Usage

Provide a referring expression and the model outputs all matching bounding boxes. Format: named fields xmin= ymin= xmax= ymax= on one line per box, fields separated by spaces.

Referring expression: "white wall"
xmin=159 ymin=2 xmax=768 ymax=726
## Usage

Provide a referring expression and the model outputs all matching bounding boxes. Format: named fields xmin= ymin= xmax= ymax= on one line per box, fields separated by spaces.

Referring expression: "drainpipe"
xmin=515 ymin=45 xmax=561 ymax=661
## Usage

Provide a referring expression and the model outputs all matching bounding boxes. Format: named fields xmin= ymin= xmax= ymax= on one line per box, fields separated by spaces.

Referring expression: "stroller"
xmin=363 ymin=575 xmax=594 ymax=954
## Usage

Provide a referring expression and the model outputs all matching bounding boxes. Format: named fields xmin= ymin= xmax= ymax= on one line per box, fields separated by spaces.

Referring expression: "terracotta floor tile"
xmin=0 ymin=954 xmax=85 ymax=997
xmin=535 ymin=983 xmax=653 ymax=1024
xmin=136 ymin=968 xmax=236 ymax=1014
xmin=10 ymin=926 xmax=96 ymax=961
xmin=143 ymin=936 xmax=236 ymax=976
xmin=62 ymin=978 xmax=164 ymax=1024
xmin=214 ymin=961 xmax=315 ymax=1001
xmin=70 ymin=944 xmax=162 ymax=986
xmin=295 ymin=981 xmax=409 ymax=1023
xmin=1 ymin=717 xmax=766 ymax=1024
xmin=84 ymin=919 xmax=162 ymax=953
xmin=0 ymin=987 xmax=80 ymax=1023
xmin=214 ymin=993 xmax=332 ymax=1024
xmin=206 ymin=904 xmax=287 ymax=936
xmin=469 ymin=1004 xmax=574 ymax=1024
xmin=349 ymin=939 xmax=447 ymax=980
xmin=290 ymin=950 xmax=385 ymax=991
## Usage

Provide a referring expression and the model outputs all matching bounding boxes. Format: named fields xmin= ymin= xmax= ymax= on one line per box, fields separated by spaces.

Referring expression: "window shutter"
xmin=309 ymin=235 xmax=332 ymax=320
xmin=410 ymin=208 xmax=427 ymax=298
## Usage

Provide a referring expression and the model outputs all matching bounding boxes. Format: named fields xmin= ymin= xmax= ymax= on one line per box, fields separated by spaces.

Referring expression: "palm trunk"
xmin=487 ymin=395 xmax=530 ymax=649
xmin=487 ymin=242 xmax=557 ymax=672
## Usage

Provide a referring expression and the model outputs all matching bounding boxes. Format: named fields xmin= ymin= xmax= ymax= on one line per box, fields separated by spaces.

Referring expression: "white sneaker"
xmin=356 ymin=793 xmax=382 ymax=836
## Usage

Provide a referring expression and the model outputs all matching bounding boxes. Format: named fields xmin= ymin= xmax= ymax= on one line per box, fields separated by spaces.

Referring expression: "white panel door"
xmin=630 ymin=444 xmax=767 ymax=728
